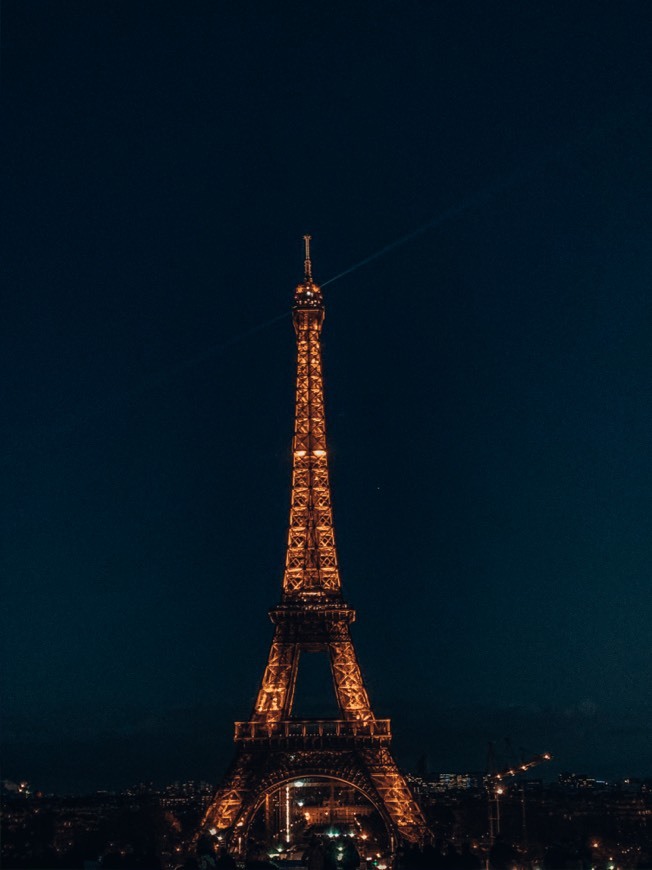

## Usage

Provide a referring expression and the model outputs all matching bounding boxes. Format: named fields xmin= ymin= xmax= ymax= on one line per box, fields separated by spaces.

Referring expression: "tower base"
xmin=200 ymin=724 xmax=429 ymax=855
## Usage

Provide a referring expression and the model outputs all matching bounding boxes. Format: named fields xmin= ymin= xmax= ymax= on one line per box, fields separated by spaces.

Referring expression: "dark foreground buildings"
xmin=3 ymin=773 xmax=652 ymax=869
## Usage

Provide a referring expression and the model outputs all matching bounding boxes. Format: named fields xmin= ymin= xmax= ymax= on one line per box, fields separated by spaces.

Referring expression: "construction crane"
xmin=487 ymin=750 xmax=552 ymax=846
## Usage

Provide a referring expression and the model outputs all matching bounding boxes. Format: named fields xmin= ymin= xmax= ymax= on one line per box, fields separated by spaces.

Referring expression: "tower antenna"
xmin=303 ymin=234 xmax=313 ymax=282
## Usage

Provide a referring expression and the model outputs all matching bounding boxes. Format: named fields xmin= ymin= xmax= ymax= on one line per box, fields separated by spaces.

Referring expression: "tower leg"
xmin=252 ymin=639 xmax=300 ymax=721
xmin=360 ymin=748 xmax=428 ymax=845
xmin=329 ymin=639 xmax=374 ymax=721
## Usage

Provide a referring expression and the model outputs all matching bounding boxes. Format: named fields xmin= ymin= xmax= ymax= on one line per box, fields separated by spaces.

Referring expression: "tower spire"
xmin=294 ymin=234 xmax=323 ymax=310
xmin=303 ymin=233 xmax=313 ymax=282
xmin=286 ymin=235 xmax=335 ymax=597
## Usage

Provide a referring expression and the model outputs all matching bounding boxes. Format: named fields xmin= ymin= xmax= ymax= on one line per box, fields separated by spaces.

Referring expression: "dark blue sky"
xmin=2 ymin=1 xmax=652 ymax=792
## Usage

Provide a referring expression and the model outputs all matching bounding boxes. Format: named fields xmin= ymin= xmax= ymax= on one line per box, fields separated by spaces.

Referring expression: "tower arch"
xmin=239 ymin=772 xmax=395 ymax=851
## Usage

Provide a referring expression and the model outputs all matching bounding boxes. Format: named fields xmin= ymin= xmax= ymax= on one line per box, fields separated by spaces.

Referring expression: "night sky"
xmin=3 ymin=1 xmax=652 ymax=793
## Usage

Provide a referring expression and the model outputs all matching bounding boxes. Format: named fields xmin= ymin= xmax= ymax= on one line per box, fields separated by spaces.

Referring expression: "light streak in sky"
xmin=7 ymin=114 xmax=613 ymax=458
xmin=0 ymin=157 xmax=552 ymax=460
xmin=320 ymin=143 xmax=565 ymax=288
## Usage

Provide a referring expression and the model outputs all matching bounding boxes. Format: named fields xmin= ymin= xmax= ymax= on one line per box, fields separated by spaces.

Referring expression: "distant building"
xmin=558 ymin=772 xmax=599 ymax=790
xmin=407 ymin=772 xmax=484 ymax=794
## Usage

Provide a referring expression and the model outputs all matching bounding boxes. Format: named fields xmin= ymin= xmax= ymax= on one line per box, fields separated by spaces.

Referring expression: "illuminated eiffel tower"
xmin=200 ymin=237 xmax=428 ymax=853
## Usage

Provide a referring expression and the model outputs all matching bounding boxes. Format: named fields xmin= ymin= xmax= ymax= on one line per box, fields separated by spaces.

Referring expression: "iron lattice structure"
xmin=200 ymin=238 xmax=428 ymax=851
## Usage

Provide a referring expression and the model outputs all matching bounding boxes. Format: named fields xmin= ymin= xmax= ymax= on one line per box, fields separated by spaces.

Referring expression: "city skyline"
xmin=3 ymin=1 xmax=652 ymax=796
xmin=5 ymin=772 xmax=652 ymax=867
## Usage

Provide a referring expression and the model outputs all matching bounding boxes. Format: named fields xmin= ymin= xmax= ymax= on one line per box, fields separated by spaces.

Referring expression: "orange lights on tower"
xmin=199 ymin=238 xmax=429 ymax=853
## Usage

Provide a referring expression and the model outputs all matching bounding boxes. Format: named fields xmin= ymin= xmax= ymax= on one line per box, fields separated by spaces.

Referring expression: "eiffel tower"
xmin=200 ymin=237 xmax=428 ymax=853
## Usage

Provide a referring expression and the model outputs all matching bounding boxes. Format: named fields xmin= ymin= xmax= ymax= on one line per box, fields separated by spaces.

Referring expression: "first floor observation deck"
xmin=234 ymin=719 xmax=392 ymax=748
